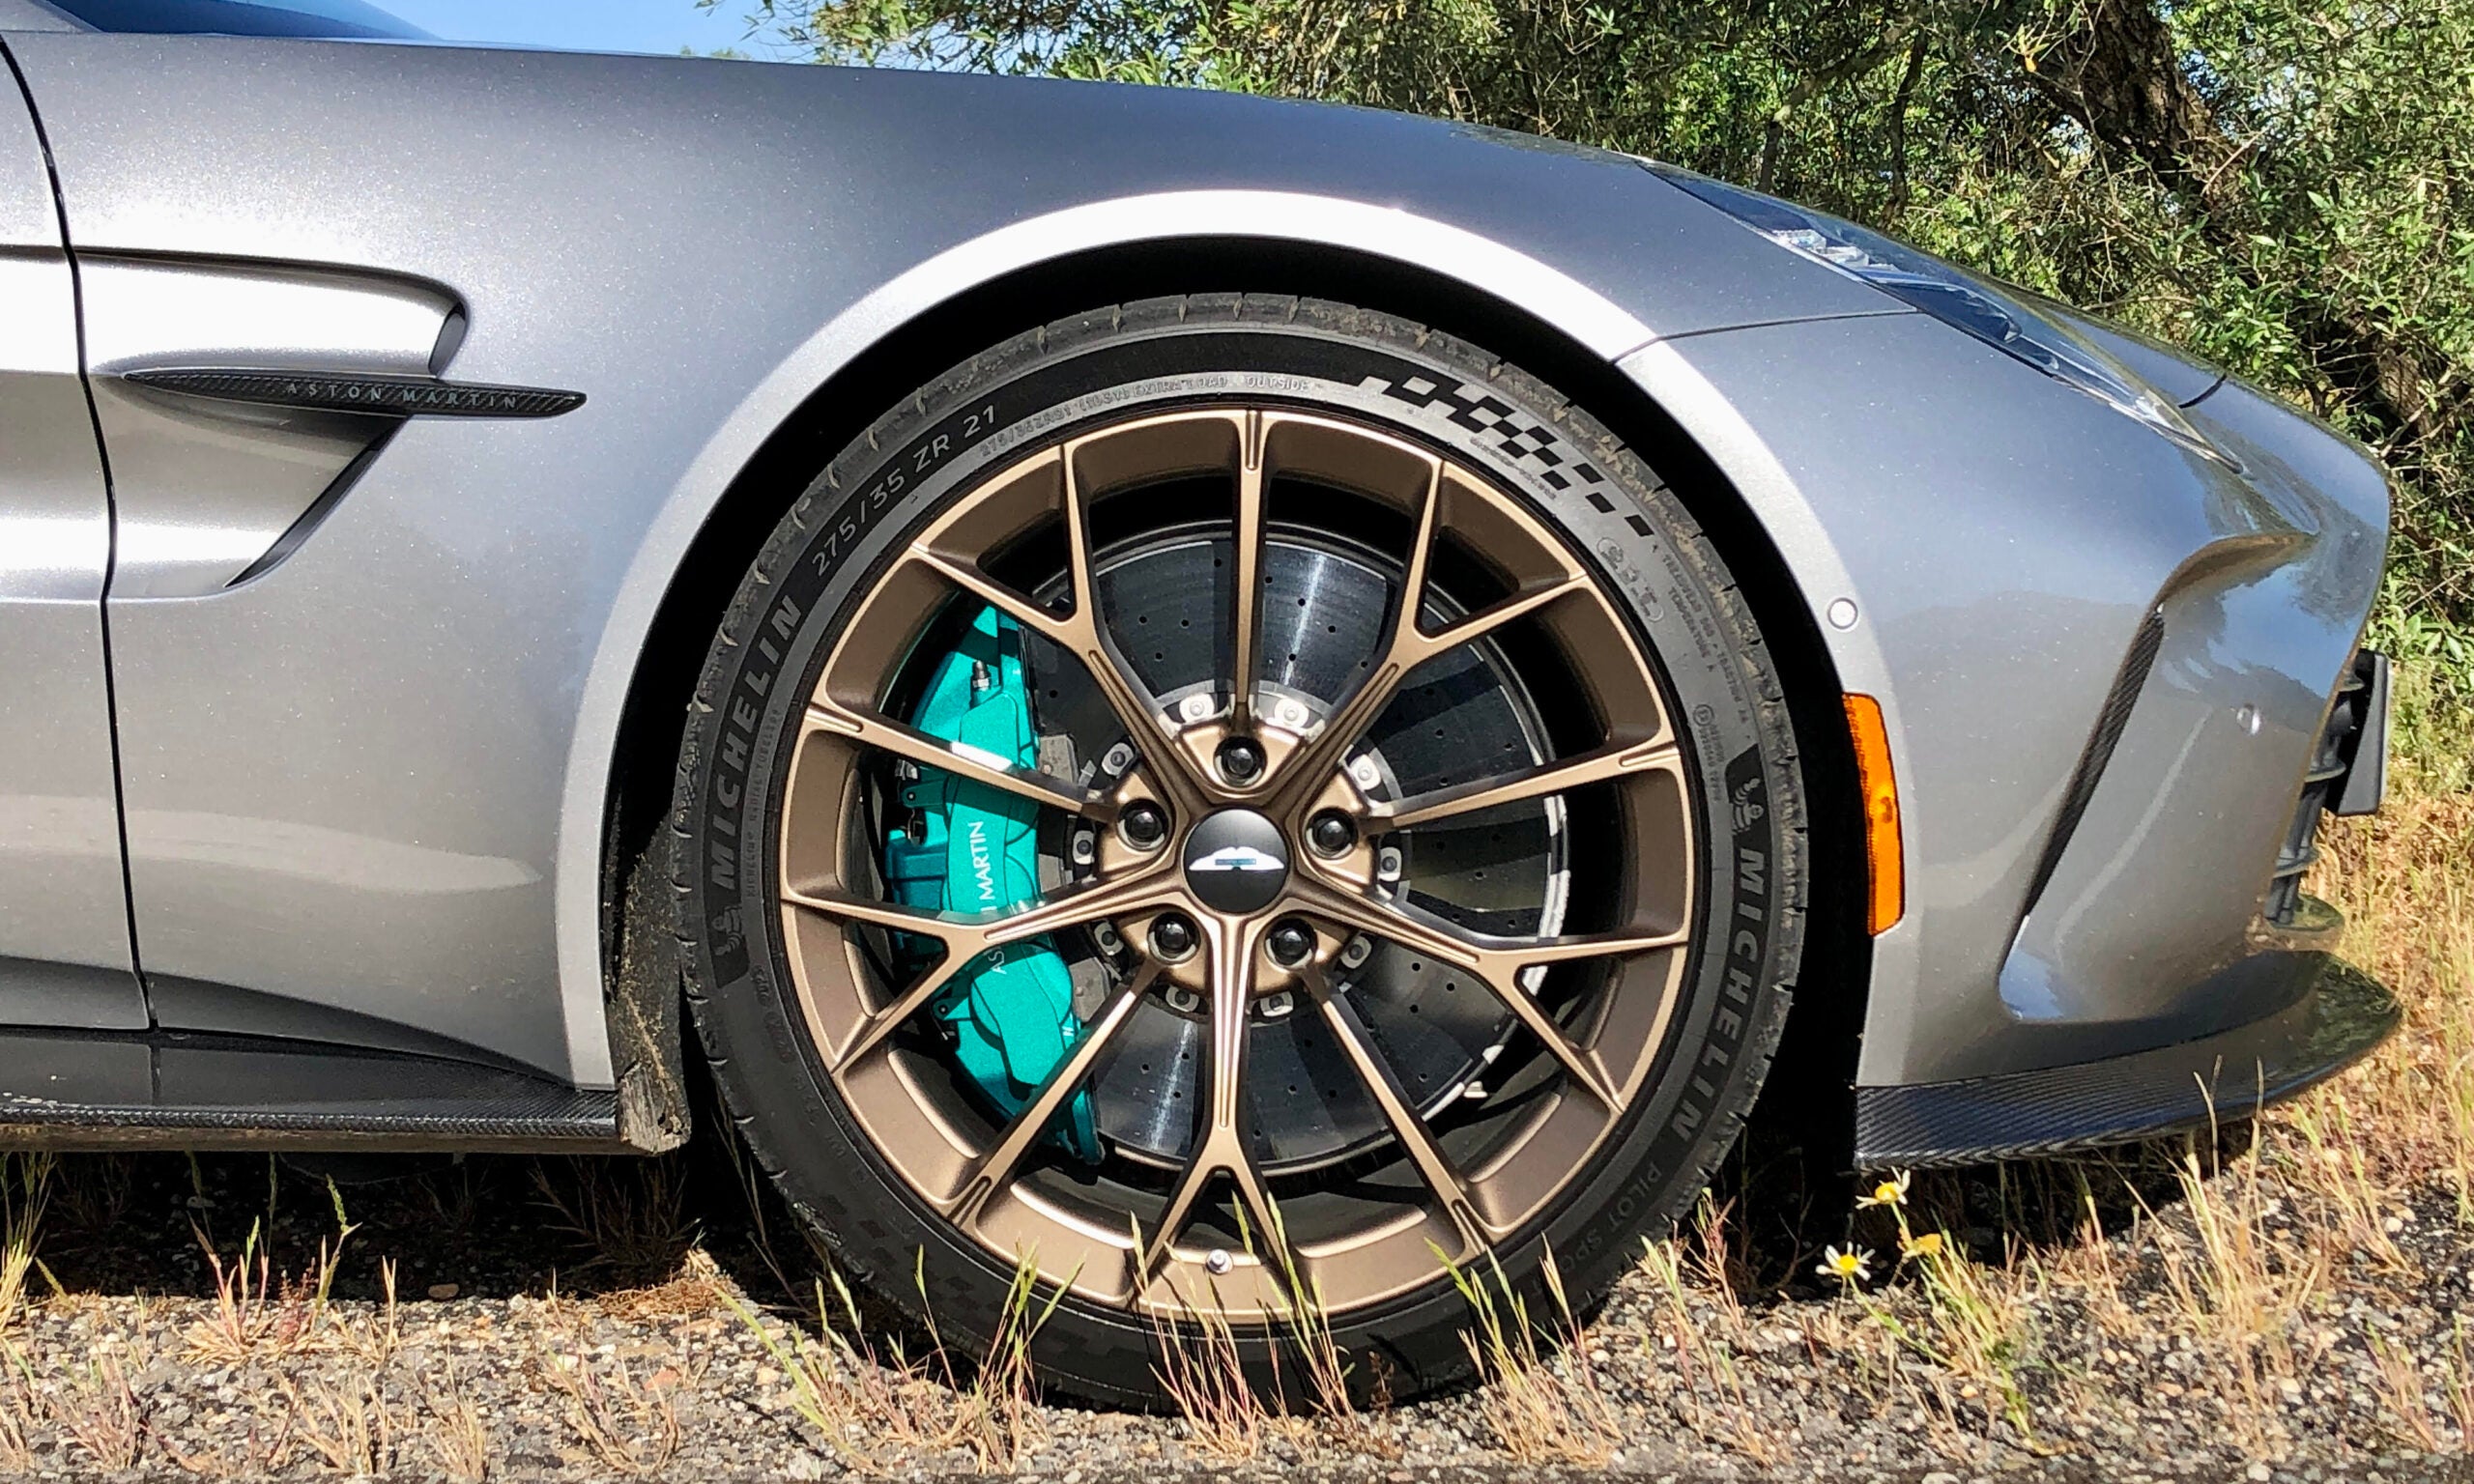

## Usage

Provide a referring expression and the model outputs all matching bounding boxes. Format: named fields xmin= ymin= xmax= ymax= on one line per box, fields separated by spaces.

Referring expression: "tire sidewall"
xmin=677 ymin=301 xmax=1801 ymax=1408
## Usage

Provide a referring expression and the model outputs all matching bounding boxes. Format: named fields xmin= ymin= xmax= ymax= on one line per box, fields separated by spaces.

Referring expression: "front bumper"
xmin=1855 ymin=642 xmax=2398 ymax=1168
xmin=1856 ymin=918 xmax=2398 ymax=1167
xmin=1626 ymin=311 xmax=2399 ymax=1166
xmin=1854 ymin=641 xmax=2396 ymax=1166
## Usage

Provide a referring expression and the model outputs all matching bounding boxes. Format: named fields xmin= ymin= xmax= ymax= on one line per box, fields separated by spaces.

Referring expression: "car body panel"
xmin=0 ymin=49 xmax=141 ymax=1029
xmin=2042 ymin=303 xmax=2227 ymax=408
xmin=0 ymin=33 xmax=1895 ymax=1082
xmin=1992 ymin=376 xmax=2384 ymax=1070
xmin=80 ymin=253 xmax=457 ymax=597
xmin=0 ymin=1 xmax=73 ymax=30
xmin=0 ymin=32 xmax=2393 ymax=1133
xmin=1627 ymin=313 xmax=2384 ymax=1086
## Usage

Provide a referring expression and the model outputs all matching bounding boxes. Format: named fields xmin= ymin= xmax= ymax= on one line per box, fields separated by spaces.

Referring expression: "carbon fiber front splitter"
xmin=1854 ymin=932 xmax=2400 ymax=1170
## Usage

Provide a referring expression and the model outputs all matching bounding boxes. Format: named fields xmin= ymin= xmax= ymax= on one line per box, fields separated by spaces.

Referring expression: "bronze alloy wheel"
xmin=676 ymin=296 xmax=1806 ymax=1407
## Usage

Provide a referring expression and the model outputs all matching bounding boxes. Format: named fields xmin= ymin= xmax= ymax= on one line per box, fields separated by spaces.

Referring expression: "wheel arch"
xmin=587 ymin=221 xmax=1869 ymax=1159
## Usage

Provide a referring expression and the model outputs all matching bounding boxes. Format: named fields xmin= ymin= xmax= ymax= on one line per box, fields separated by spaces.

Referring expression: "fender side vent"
xmin=2019 ymin=607 xmax=2167 ymax=921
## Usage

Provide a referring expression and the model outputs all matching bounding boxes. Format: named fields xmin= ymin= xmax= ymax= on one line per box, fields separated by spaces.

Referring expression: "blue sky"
xmin=376 ymin=0 xmax=763 ymax=57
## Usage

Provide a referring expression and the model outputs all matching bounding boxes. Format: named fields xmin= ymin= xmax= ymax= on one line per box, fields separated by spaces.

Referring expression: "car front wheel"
xmin=674 ymin=295 xmax=1806 ymax=1408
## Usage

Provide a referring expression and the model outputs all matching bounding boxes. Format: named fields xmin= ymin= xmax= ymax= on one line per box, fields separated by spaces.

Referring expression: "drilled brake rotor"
xmin=1020 ymin=528 xmax=1566 ymax=1172
xmin=776 ymin=405 xmax=1695 ymax=1322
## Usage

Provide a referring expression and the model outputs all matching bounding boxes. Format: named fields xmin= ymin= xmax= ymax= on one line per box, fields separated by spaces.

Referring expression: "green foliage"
xmin=721 ymin=0 xmax=2474 ymax=696
xmin=2385 ymin=658 xmax=2474 ymax=794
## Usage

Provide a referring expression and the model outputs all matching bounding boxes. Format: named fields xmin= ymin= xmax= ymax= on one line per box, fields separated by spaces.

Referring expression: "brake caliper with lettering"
xmin=880 ymin=606 xmax=1100 ymax=1161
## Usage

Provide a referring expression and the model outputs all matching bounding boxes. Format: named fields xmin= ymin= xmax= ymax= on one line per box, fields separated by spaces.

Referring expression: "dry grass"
xmin=185 ymin=1181 xmax=370 ymax=1364
xmin=282 ymin=1369 xmax=397 ymax=1475
xmin=420 ymin=1368 xmax=492 ymax=1482
xmin=1258 ymin=1206 xmax=1383 ymax=1446
xmin=2311 ymin=725 xmax=2474 ymax=1213
xmin=543 ymin=1352 xmax=679 ymax=1476
xmin=2370 ymin=1321 xmax=2474 ymax=1451
xmin=56 ymin=1354 xmax=143 ymax=1472
xmin=0 ymin=1156 xmax=50 ymax=1332
xmin=47 ymin=1155 xmax=129 ymax=1235
xmin=1143 ymin=1199 xmax=1390 ymax=1462
xmin=0 ymin=1362 xmax=35 ymax=1473
xmin=1150 ymin=1291 xmax=1266 ymax=1461
xmin=957 ymin=1248 xmax=1062 ymax=1469
xmin=1446 ymin=1245 xmax=1621 ymax=1466
xmin=354 ymin=1255 xmax=404 ymax=1365
xmin=596 ymin=1246 xmax=728 ymax=1323
xmin=1639 ymin=1228 xmax=1775 ymax=1463
xmin=185 ymin=1217 xmax=360 ymax=1362
xmin=730 ymin=1249 xmax=1058 ymax=1474
xmin=2131 ymin=1132 xmax=2323 ymax=1457
xmin=532 ymin=1156 xmax=699 ymax=1283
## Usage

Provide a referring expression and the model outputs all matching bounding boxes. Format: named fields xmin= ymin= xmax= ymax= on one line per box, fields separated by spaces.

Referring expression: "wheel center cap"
xmin=1181 ymin=809 xmax=1291 ymax=915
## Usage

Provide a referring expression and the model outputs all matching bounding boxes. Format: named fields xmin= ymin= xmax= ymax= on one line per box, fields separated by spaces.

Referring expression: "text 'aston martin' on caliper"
xmin=880 ymin=606 xmax=1100 ymax=1160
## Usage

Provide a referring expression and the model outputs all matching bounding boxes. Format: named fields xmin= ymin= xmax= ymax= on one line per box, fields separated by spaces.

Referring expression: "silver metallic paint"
xmin=0 ymin=51 xmax=139 ymax=1029
xmin=2043 ymin=303 xmax=2227 ymax=408
xmin=1994 ymin=378 xmax=2386 ymax=1068
xmin=2 ymin=36 xmax=1894 ymax=1081
xmin=1629 ymin=314 xmax=2386 ymax=1086
xmin=0 ymin=35 xmax=2391 ymax=1100
xmin=0 ymin=3 xmax=72 ymax=31
xmin=81 ymin=254 xmax=455 ymax=596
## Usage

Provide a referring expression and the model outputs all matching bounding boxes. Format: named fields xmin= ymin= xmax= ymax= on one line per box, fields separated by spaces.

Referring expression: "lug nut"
xmin=1267 ymin=919 xmax=1315 ymax=968
xmin=1119 ymin=802 xmax=1168 ymax=851
xmin=1148 ymin=913 xmax=1199 ymax=962
xmin=1215 ymin=737 xmax=1265 ymax=785
xmin=1308 ymin=811 xmax=1357 ymax=857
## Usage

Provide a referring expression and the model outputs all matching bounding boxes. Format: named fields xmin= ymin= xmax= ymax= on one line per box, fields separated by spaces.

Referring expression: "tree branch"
xmin=1756 ymin=7 xmax=1931 ymax=189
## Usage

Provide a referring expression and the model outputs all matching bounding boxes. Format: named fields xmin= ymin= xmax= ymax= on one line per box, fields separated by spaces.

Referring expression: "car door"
xmin=0 ymin=6 xmax=601 ymax=1077
xmin=0 ymin=36 xmax=146 ymax=1029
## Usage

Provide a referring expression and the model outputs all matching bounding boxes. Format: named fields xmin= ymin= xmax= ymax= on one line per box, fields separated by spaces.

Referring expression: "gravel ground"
xmin=0 ymin=1126 xmax=2466 ymax=1484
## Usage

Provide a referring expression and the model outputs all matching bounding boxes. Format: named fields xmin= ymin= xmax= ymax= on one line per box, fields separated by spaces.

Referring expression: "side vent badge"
xmin=122 ymin=368 xmax=585 ymax=419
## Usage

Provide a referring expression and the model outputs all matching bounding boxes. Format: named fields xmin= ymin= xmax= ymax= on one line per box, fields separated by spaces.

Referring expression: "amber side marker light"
xmin=1843 ymin=693 xmax=1905 ymax=935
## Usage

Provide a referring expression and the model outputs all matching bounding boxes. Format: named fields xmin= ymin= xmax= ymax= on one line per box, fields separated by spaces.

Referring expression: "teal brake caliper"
xmin=880 ymin=605 xmax=1101 ymax=1162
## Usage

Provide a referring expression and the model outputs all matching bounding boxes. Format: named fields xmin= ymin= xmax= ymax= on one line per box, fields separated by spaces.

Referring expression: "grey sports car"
xmin=0 ymin=0 xmax=2399 ymax=1404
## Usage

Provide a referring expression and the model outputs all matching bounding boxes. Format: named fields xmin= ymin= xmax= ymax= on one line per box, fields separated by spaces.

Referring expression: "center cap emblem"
xmin=1181 ymin=809 xmax=1291 ymax=914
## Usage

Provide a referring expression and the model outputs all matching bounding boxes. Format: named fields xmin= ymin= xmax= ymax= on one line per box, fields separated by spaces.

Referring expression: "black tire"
xmin=670 ymin=295 xmax=1806 ymax=1409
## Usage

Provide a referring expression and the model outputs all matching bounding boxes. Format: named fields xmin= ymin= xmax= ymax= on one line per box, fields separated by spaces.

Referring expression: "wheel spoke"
xmin=1287 ymin=878 xmax=1683 ymax=1108
xmin=1290 ymin=874 xmax=1690 ymax=974
xmin=905 ymin=546 xmax=1071 ymax=647
xmin=1000 ymin=873 xmax=1181 ymax=945
xmin=1136 ymin=916 xmax=1287 ymax=1289
xmin=786 ymin=870 xmax=1181 ymax=1072
xmin=825 ymin=950 xmax=978 ymax=1074
xmin=946 ymin=965 xmax=1157 ymax=1223
xmin=1309 ymin=973 xmax=1488 ymax=1259
xmin=1229 ymin=414 xmax=1268 ymax=734
xmin=1374 ymin=739 xmax=1680 ymax=831
xmin=1275 ymin=474 xmax=1588 ymax=806
xmin=908 ymin=457 xmax=1211 ymax=813
xmin=775 ymin=400 xmax=1706 ymax=1326
xmin=777 ymin=883 xmax=959 ymax=937
xmin=1270 ymin=460 xmax=1440 ymax=799
xmin=1058 ymin=437 xmax=1217 ymax=808
xmin=805 ymin=701 xmax=1116 ymax=821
